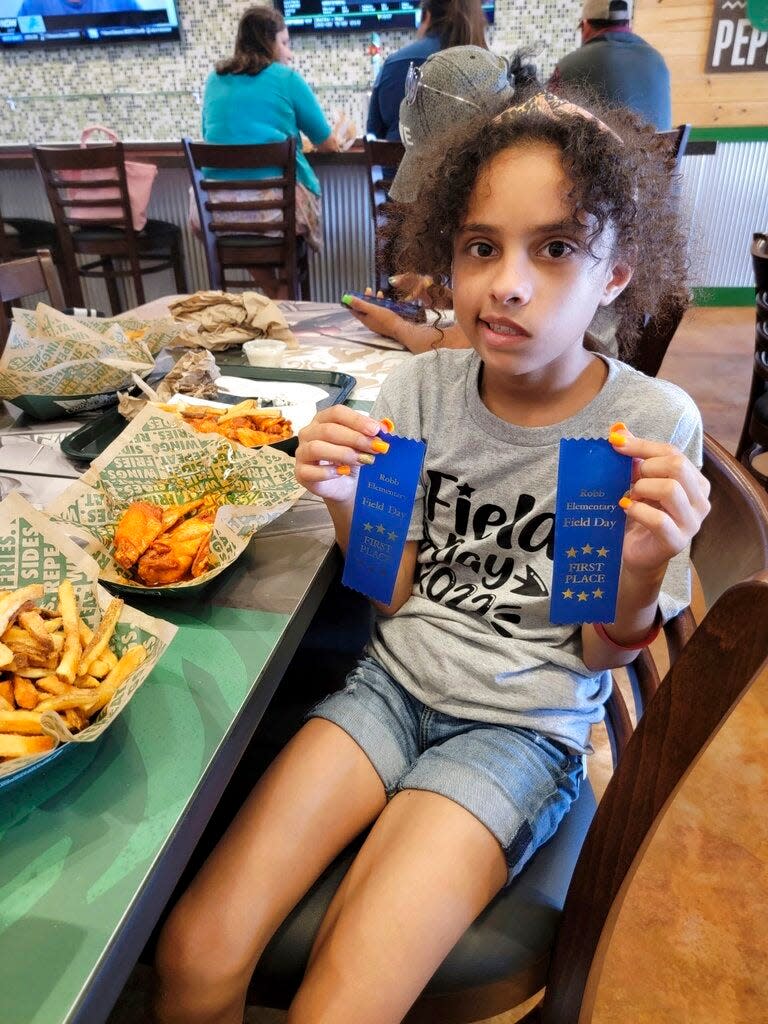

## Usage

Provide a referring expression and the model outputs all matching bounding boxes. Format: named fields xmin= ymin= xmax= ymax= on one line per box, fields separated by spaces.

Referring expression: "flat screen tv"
xmin=276 ymin=0 xmax=495 ymax=34
xmin=0 ymin=0 xmax=180 ymax=48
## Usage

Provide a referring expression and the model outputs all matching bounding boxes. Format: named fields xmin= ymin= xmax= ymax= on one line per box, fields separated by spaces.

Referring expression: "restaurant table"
xmin=0 ymin=301 xmax=409 ymax=1024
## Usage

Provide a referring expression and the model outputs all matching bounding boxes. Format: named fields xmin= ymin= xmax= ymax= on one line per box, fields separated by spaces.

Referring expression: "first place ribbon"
xmin=342 ymin=430 xmax=426 ymax=605
xmin=549 ymin=438 xmax=632 ymax=625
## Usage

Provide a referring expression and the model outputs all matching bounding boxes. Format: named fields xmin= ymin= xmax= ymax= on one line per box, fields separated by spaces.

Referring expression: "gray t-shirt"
xmin=367 ymin=350 xmax=702 ymax=753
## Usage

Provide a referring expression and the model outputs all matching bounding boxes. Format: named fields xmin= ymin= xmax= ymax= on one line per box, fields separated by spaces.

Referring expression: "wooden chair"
xmin=247 ymin=434 xmax=768 ymax=1022
xmin=736 ymin=233 xmax=768 ymax=487
xmin=363 ymin=138 xmax=405 ymax=294
xmin=0 ymin=249 xmax=65 ymax=351
xmin=183 ymin=137 xmax=309 ymax=300
xmin=32 ymin=143 xmax=187 ymax=315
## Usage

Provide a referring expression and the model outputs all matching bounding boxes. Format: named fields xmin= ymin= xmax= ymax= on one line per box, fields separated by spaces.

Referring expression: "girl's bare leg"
xmin=153 ymin=718 xmax=386 ymax=1024
xmin=287 ymin=789 xmax=507 ymax=1024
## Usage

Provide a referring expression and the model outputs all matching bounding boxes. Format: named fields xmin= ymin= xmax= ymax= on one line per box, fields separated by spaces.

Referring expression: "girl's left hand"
xmin=609 ymin=427 xmax=711 ymax=577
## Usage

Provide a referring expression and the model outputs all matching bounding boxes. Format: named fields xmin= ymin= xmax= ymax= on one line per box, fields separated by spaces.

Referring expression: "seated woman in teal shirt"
xmin=200 ymin=5 xmax=338 ymax=252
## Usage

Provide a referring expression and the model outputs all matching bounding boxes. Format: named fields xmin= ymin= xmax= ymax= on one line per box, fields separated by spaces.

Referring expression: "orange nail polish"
xmin=336 ymin=464 xmax=351 ymax=476
xmin=380 ymin=417 xmax=395 ymax=433
xmin=371 ymin=439 xmax=390 ymax=454
xmin=608 ymin=431 xmax=627 ymax=447
xmin=610 ymin=421 xmax=627 ymax=433
xmin=618 ymin=495 xmax=633 ymax=510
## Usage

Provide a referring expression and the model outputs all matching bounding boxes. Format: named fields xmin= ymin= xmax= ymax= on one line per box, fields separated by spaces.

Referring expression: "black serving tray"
xmin=60 ymin=365 xmax=356 ymax=463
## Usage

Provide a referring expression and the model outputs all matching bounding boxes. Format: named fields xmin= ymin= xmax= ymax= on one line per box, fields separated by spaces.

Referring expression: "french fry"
xmin=0 ymin=581 xmax=150 ymax=765
xmin=12 ymin=675 xmax=40 ymax=710
xmin=0 ymin=641 xmax=13 ymax=668
xmin=78 ymin=597 xmax=124 ymax=677
xmin=0 ymin=584 xmax=44 ymax=636
xmin=18 ymin=610 xmax=55 ymax=654
xmin=0 ymin=734 xmax=55 ymax=757
xmin=0 ymin=709 xmax=44 ymax=735
xmin=36 ymin=690 xmax=99 ymax=713
xmin=56 ymin=580 xmax=81 ymax=685
xmin=35 ymin=674 xmax=72 ymax=696
xmin=86 ymin=645 xmax=147 ymax=715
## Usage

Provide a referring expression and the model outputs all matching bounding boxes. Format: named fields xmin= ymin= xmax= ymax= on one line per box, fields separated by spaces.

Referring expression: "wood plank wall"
xmin=634 ymin=0 xmax=768 ymax=127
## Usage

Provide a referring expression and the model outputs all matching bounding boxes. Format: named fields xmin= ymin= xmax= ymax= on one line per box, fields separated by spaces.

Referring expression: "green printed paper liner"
xmin=0 ymin=304 xmax=197 ymax=419
xmin=0 ymin=492 xmax=177 ymax=782
xmin=46 ymin=404 xmax=305 ymax=592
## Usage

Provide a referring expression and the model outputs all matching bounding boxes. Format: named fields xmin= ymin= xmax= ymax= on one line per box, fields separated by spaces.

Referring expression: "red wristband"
xmin=593 ymin=610 xmax=663 ymax=651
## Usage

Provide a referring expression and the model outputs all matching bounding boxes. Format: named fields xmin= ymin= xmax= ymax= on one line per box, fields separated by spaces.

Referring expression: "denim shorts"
xmin=306 ymin=657 xmax=584 ymax=884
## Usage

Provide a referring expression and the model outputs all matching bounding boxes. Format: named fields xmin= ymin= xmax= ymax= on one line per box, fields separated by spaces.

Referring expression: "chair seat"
xmin=72 ymin=218 xmax=181 ymax=249
xmin=249 ymin=778 xmax=597 ymax=1007
xmin=4 ymin=217 xmax=58 ymax=251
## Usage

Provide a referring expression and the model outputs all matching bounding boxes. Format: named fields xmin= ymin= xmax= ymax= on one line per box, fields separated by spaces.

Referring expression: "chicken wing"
xmin=135 ymin=513 xmax=215 ymax=586
xmin=112 ymin=501 xmax=165 ymax=569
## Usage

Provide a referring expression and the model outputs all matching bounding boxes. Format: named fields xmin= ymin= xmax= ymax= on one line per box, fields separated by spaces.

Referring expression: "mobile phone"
xmin=341 ymin=291 xmax=424 ymax=322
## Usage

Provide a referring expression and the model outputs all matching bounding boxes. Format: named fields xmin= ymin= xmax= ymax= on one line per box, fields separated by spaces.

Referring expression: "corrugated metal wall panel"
xmin=2 ymin=143 xmax=766 ymax=304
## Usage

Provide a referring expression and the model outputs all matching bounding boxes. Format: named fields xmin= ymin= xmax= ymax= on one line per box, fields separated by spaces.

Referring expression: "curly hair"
xmin=392 ymin=90 xmax=689 ymax=359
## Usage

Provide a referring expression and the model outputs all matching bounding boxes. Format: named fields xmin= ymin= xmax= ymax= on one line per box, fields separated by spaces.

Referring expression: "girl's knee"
xmin=155 ymin=900 xmax=249 ymax=993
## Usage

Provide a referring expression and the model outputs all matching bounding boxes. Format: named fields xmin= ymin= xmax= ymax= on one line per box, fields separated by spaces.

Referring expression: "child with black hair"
xmin=154 ymin=93 xmax=710 ymax=1024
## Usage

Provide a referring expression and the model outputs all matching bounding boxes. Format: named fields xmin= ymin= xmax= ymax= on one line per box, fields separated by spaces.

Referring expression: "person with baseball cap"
xmin=351 ymin=46 xmax=518 ymax=352
xmin=550 ymin=0 xmax=671 ymax=131
xmin=366 ymin=0 xmax=490 ymax=143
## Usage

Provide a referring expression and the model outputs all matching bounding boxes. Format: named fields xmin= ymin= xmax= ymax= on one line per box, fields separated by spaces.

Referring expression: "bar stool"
xmin=32 ymin=143 xmax=187 ymax=314
xmin=0 ymin=210 xmax=59 ymax=263
xmin=183 ymin=137 xmax=309 ymax=299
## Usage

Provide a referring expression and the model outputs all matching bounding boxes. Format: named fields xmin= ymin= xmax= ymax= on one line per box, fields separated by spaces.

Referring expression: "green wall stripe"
xmin=689 ymin=126 xmax=768 ymax=143
xmin=693 ymin=287 xmax=755 ymax=307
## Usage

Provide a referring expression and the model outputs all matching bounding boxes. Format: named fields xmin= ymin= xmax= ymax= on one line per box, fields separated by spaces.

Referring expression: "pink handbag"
xmin=62 ymin=125 xmax=158 ymax=232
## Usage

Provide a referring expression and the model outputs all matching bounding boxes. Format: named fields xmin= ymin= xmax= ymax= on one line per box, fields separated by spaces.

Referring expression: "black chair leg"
xmin=172 ymin=241 xmax=188 ymax=296
xmin=103 ymin=258 xmax=121 ymax=315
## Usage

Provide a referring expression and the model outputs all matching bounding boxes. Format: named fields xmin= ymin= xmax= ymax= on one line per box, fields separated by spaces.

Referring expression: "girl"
xmin=155 ymin=93 xmax=710 ymax=1024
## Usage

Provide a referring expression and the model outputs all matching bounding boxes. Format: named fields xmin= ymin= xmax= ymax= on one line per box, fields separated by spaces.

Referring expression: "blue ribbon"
xmin=550 ymin=438 xmax=631 ymax=625
xmin=342 ymin=432 xmax=426 ymax=605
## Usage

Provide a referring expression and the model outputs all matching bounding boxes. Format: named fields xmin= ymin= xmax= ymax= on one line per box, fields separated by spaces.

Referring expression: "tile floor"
xmin=108 ymin=306 xmax=767 ymax=1024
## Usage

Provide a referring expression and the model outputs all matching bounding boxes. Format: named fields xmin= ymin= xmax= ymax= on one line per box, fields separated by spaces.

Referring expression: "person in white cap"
xmin=550 ymin=0 xmax=671 ymax=131
xmin=351 ymin=45 xmax=519 ymax=352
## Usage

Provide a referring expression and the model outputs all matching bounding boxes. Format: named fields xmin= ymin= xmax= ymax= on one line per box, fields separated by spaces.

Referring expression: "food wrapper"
xmin=0 ymin=303 xmax=155 ymax=407
xmin=168 ymin=291 xmax=297 ymax=351
xmin=117 ymin=349 xmax=221 ymax=421
xmin=0 ymin=491 xmax=177 ymax=781
xmin=46 ymin=403 xmax=305 ymax=591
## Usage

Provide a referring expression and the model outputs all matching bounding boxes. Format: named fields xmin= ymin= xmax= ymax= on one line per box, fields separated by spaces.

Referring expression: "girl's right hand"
xmin=294 ymin=406 xmax=387 ymax=503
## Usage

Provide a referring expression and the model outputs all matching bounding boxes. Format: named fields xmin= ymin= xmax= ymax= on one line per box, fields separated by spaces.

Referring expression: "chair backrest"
xmin=0 ymin=249 xmax=65 ymax=350
xmin=656 ymin=123 xmax=691 ymax=173
xmin=363 ymin=139 xmax=405 ymax=293
xmin=363 ymin=139 xmax=405 ymax=223
xmin=182 ymin=137 xmax=298 ymax=292
xmin=536 ymin=434 xmax=768 ymax=1024
xmin=627 ymin=291 xmax=688 ymax=378
xmin=752 ymin=232 xmax=768 ymax=293
xmin=33 ymin=142 xmax=135 ymax=236
xmin=736 ymin=233 xmax=768 ymax=459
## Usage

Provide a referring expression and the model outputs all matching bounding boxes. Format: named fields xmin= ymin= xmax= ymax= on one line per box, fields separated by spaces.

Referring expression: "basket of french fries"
xmin=0 ymin=304 xmax=190 ymax=421
xmin=47 ymin=403 xmax=305 ymax=595
xmin=0 ymin=492 xmax=176 ymax=784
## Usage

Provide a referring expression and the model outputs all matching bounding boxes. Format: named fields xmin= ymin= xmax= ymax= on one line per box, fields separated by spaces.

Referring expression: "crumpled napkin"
xmin=168 ymin=291 xmax=297 ymax=351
